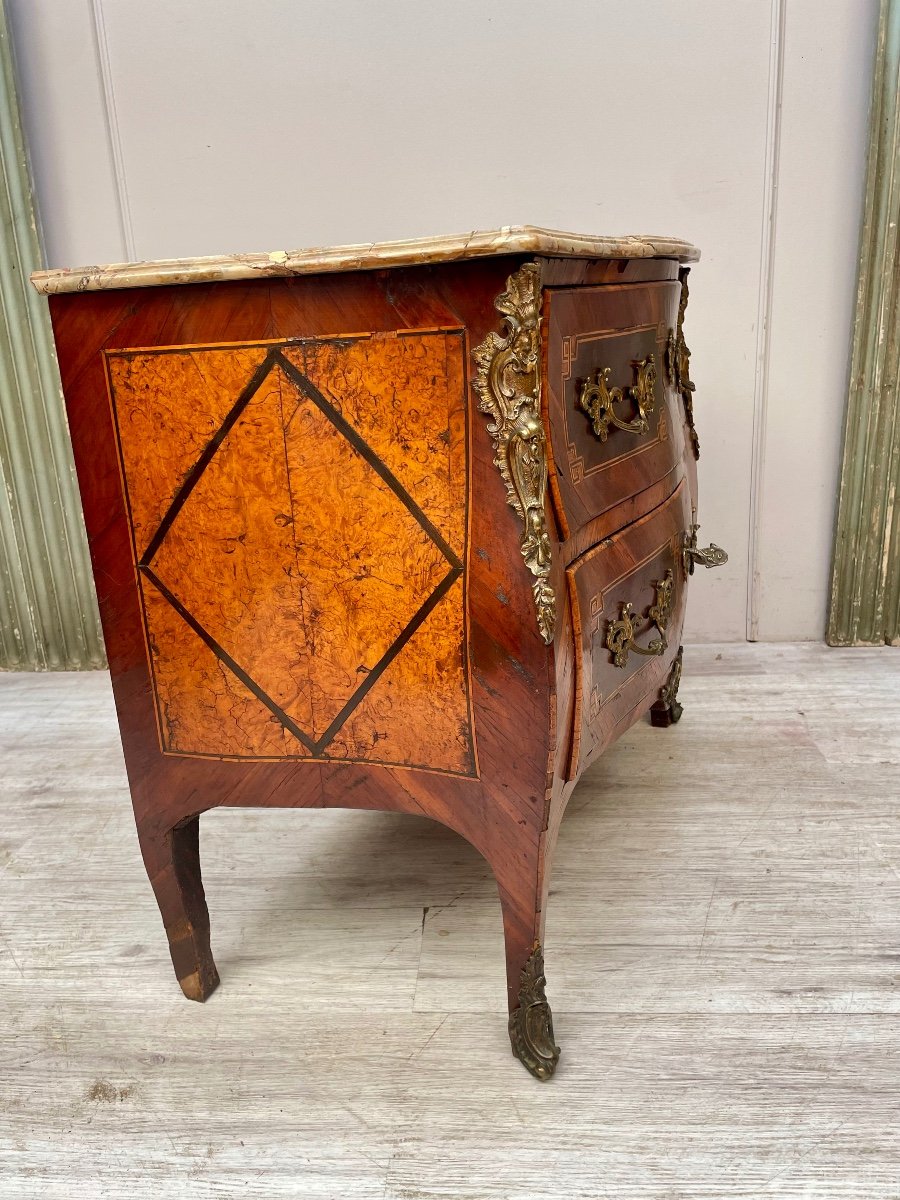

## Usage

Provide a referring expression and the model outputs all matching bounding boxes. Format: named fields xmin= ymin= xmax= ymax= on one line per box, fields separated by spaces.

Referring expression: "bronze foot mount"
xmin=650 ymin=644 xmax=684 ymax=728
xmin=508 ymin=943 xmax=560 ymax=1080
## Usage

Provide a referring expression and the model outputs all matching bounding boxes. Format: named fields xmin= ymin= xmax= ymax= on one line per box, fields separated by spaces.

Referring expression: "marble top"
xmin=30 ymin=226 xmax=700 ymax=295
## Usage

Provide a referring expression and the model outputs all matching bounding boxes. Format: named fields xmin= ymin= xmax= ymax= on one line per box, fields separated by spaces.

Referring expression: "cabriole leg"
xmin=137 ymin=815 xmax=219 ymax=1002
xmin=498 ymin=874 xmax=560 ymax=1081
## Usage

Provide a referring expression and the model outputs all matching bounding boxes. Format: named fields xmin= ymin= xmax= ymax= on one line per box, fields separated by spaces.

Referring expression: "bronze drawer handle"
xmin=605 ymin=568 xmax=674 ymax=669
xmin=577 ymin=354 xmax=657 ymax=443
xmin=682 ymin=524 xmax=728 ymax=576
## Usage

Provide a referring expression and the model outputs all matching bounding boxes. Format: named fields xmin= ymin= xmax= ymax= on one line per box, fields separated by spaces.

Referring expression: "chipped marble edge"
xmin=30 ymin=226 xmax=700 ymax=295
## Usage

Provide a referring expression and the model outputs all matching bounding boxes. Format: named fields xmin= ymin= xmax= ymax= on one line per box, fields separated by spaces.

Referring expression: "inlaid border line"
xmin=140 ymin=347 xmax=281 ymax=565
xmin=275 ymin=351 xmax=462 ymax=569
xmin=310 ymin=564 xmax=463 ymax=752
xmin=139 ymin=564 xmax=318 ymax=754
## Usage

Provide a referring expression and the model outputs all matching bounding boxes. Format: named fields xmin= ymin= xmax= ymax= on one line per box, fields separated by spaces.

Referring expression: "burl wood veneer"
xmin=33 ymin=226 xmax=727 ymax=1079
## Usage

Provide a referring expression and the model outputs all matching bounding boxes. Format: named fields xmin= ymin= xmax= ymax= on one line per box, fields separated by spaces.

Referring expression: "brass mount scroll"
xmin=665 ymin=270 xmax=700 ymax=459
xmin=508 ymin=943 xmax=560 ymax=1080
xmin=577 ymin=354 xmax=657 ymax=443
xmin=473 ymin=262 xmax=556 ymax=644
xmin=605 ymin=568 xmax=675 ymax=669
xmin=682 ymin=524 xmax=728 ymax=576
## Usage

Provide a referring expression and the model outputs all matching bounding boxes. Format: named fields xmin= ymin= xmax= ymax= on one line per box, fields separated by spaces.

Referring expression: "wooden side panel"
xmin=106 ymin=330 xmax=475 ymax=777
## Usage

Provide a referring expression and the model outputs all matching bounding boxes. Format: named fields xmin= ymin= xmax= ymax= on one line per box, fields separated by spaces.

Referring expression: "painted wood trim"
xmin=828 ymin=0 xmax=900 ymax=647
xmin=0 ymin=0 xmax=104 ymax=668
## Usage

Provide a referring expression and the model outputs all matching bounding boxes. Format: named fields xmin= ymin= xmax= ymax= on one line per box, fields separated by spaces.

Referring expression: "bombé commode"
xmin=32 ymin=226 xmax=727 ymax=1080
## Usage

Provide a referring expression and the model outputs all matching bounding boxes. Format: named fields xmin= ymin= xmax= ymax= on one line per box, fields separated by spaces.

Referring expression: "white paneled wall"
xmin=756 ymin=1 xmax=879 ymax=640
xmin=8 ymin=0 xmax=878 ymax=641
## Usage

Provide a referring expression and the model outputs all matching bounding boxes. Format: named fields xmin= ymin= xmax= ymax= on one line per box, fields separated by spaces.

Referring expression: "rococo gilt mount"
xmin=33 ymin=226 xmax=727 ymax=1079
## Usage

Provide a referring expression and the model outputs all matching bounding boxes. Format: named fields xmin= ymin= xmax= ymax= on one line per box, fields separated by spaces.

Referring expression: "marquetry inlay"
xmin=106 ymin=331 xmax=475 ymax=777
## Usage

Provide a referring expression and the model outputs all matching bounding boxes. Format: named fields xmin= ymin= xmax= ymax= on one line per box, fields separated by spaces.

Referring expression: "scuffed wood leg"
xmin=650 ymin=644 xmax=684 ymax=728
xmin=138 ymin=815 xmax=219 ymax=1002
xmin=497 ymin=859 xmax=560 ymax=1081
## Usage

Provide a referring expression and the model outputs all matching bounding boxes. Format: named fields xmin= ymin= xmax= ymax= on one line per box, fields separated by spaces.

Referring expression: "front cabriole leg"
xmin=498 ymin=867 xmax=560 ymax=1080
xmin=508 ymin=942 xmax=560 ymax=1080
xmin=473 ymin=259 xmax=560 ymax=1077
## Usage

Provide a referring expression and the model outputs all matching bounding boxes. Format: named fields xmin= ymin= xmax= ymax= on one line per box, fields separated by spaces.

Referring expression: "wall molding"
xmin=89 ymin=0 xmax=135 ymax=260
xmin=746 ymin=0 xmax=786 ymax=641
xmin=828 ymin=0 xmax=900 ymax=647
xmin=0 ymin=0 xmax=104 ymax=668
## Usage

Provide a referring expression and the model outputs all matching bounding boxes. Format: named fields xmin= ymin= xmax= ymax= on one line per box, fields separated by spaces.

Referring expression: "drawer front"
xmin=566 ymin=479 xmax=692 ymax=778
xmin=544 ymin=281 xmax=685 ymax=539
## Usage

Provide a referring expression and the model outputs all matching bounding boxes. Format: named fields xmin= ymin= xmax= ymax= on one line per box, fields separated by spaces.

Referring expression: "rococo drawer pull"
xmin=682 ymin=524 xmax=729 ymax=575
xmin=605 ymin=568 xmax=674 ymax=669
xmin=577 ymin=354 xmax=657 ymax=443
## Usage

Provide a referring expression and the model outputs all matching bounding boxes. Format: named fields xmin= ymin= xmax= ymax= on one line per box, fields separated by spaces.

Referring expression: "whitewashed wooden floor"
xmin=2 ymin=643 xmax=900 ymax=1198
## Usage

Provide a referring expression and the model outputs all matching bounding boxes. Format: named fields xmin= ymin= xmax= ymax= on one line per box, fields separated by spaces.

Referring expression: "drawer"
xmin=543 ymin=281 xmax=685 ymax=540
xmin=565 ymin=478 xmax=692 ymax=779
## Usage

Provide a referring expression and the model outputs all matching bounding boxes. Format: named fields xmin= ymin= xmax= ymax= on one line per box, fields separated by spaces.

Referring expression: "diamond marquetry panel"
xmin=107 ymin=331 xmax=475 ymax=777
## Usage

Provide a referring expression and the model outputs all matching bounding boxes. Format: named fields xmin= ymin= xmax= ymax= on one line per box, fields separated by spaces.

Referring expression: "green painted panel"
xmin=0 ymin=1 xmax=104 ymax=668
xmin=828 ymin=0 xmax=900 ymax=647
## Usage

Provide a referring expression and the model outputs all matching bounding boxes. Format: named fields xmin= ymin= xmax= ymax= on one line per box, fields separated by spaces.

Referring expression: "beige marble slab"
xmin=29 ymin=225 xmax=700 ymax=295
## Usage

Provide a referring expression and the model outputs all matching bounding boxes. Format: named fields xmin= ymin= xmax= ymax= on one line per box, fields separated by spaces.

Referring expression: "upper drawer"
xmin=543 ymin=281 xmax=685 ymax=539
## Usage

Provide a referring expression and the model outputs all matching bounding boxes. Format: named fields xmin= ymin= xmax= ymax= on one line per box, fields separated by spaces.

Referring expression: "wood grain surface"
xmin=2 ymin=644 xmax=899 ymax=1197
xmin=107 ymin=332 xmax=473 ymax=774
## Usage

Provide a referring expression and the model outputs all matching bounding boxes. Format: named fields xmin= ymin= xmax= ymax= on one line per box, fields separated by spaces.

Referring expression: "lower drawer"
xmin=565 ymin=478 xmax=692 ymax=778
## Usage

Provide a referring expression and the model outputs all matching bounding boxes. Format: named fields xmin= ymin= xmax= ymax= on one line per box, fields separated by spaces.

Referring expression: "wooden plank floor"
xmin=1 ymin=643 xmax=899 ymax=1198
